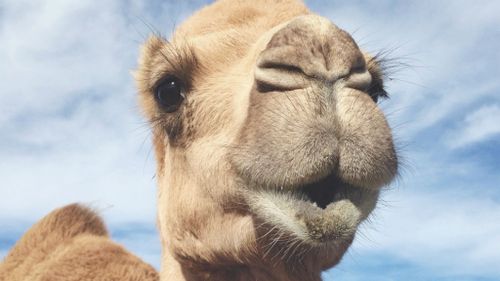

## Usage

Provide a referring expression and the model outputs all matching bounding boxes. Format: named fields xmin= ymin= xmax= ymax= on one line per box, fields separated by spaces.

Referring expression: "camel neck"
xmin=160 ymin=253 xmax=322 ymax=281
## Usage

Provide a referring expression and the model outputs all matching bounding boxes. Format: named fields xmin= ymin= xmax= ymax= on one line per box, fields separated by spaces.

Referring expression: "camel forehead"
xmin=174 ymin=0 xmax=310 ymax=39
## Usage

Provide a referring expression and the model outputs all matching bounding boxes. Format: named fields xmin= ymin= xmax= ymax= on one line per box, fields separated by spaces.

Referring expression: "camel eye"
xmin=155 ymin=76 xmax=185 ymax=112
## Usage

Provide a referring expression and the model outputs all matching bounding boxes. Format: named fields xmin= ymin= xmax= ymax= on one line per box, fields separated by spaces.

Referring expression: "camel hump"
xmin=0 ymin=204 xmax=109 ymax=280
xmin=29 ymin=235 xmax=159 ymax=281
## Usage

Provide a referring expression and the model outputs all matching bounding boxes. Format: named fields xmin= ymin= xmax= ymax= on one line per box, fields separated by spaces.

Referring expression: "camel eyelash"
xmin=366 ymin=55 xmax=391 ymax=101
xmin=149 ymin=37 xmax=198 ymax=92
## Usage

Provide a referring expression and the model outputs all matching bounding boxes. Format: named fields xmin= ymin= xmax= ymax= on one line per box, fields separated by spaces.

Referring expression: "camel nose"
xmin=255 ymin=15 xmax=371 ymax=92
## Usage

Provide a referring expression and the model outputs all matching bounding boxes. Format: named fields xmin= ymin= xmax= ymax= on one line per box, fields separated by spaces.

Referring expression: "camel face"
xmin=136 ymin=0 xmax=397 ymax=278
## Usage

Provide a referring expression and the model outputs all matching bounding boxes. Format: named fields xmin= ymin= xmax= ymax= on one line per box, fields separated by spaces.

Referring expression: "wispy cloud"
xmin=446 ymin=104 xmax=500 ymax=148
xmin=0 ymin=0 xmax=176 ymax=223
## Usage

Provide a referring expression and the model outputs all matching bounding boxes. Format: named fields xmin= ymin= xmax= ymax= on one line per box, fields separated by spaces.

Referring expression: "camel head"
xmin=135 ymin=0 xmax=397 ymax=280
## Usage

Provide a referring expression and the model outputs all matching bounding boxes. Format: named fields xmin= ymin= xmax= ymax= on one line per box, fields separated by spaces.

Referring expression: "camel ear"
xmin=133 ymin=35 xmax=164 ymax=90
xmin=137 ymin=35 xmax=165 ymax=72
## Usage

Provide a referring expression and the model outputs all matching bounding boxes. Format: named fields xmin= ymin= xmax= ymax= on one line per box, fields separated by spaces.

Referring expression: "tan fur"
xmin=1 ymin=1 xmax=398 ymax=281
xmin=0 ymin=204 xmax=158 ymax=281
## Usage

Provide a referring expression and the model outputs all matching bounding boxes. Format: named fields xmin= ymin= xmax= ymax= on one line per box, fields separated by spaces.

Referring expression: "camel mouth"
xmin=297 ymin=173 xmax=343 ymax=209
xmin=247 ymin=171 xmax=371 ymax=245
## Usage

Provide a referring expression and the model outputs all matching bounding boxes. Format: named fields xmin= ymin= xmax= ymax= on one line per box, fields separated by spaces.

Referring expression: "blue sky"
xmin=1 ymin=0 xmax=499 ymax=280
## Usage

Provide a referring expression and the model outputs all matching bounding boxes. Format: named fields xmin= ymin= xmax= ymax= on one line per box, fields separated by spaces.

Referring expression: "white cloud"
xmin=446 ymin=104 xmax=500 ymax=148
xmin=0 ymin=1 xmax=131 ymax=123
xmin=0 ymin=0 xmax=160 ymax=224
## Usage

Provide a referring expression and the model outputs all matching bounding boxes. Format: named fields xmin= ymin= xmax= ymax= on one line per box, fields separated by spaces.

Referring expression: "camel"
xmin=0 ymin=0 xmax=398 ymax=280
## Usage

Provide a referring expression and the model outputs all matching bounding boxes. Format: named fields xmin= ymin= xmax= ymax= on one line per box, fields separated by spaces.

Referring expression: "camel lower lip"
xmin=292 ymin=196 xmax=360 ymax=242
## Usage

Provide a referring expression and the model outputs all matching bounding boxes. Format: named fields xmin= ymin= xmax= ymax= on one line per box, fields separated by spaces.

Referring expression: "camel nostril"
xmin=255 ymin=55 xmax=310 ymax=92
xmin=258 ymin=61 xmax=304 ymax=75
xmin=258 ymin=16 xmax=366 ymax=87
